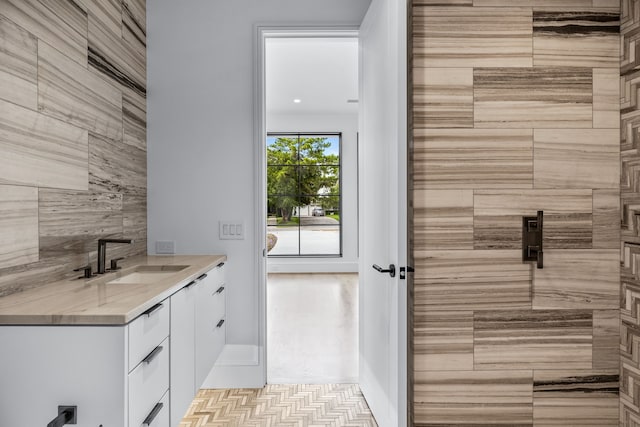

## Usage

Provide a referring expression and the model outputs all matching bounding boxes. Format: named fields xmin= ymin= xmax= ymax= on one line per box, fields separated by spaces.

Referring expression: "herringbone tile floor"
xmin=180 ymin=384 xmax=378 ymax=427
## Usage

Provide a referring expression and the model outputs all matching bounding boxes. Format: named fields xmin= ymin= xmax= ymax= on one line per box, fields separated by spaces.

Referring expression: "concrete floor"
xmin=267 ymin=273 xmax=359 ymax=384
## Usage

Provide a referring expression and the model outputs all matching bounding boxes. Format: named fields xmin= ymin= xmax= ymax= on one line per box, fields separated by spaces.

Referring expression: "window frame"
xmin=266 ymin=132 xmax=343 ymax=258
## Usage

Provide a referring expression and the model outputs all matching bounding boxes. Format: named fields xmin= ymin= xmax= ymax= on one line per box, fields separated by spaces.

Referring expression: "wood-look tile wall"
xmin=0 ymin=0 xmax=147 ymax=297
xmin=410 ymin=1 xmax=621 ymax=425
xmin=621 ymin=1 xmax=640 ymax=425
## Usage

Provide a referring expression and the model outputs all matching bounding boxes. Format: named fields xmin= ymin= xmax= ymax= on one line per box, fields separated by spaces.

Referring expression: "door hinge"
xmin=399 ymin=266 xmax=414 ymax=280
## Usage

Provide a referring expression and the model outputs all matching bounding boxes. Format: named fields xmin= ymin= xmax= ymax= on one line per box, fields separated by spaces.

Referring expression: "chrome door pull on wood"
xmin=372 ymin=264 xmax=396 ymax=278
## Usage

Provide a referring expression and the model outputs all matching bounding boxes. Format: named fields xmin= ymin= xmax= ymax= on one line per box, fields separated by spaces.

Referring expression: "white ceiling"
xmin=265 ymin=37 xmax=359 ymax=116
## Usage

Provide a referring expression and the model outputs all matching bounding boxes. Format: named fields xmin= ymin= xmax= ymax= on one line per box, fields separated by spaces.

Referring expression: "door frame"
xmin=254 ymin=25 xmax=363 ymax=387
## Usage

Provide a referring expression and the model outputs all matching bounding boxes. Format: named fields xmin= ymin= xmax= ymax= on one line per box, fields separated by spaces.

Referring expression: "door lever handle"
xmin=372 ymin=264 xmax=396 ymax=278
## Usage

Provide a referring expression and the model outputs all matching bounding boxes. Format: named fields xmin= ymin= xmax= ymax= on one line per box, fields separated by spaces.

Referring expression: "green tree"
xmin=267 ymin=136 xmax=339 ymax=223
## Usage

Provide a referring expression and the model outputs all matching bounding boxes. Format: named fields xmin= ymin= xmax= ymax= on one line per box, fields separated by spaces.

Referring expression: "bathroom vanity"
xmin=0 ymin=255 xmax=226 ymax=427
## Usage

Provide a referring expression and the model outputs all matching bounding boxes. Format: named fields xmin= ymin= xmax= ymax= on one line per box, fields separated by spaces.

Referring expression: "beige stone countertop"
xmin=0 ymin=254 xmax=226 ymax=326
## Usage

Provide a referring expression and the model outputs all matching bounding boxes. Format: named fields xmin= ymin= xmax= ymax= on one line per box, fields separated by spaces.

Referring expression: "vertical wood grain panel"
xmin=413 ymin=68 xmax=473 ymax=128
xmin=413 ymin=7 xmax=533 ymax=67
xmin=414 ymin=128 xmax=533 ymax=189
xmin=533 ymin=129 xmax=619 ymax=189
xmin=532 ymin=249 xmax=619 ymax=309
xmin=533 ymin=10 xmax=620 ymax=67
xmin=413 ymin=189 xmax=474 ymax=249
xmin=414 ymin=370 xmax=534 ymax=425
xmin=533 ymin=370 xmax=619 ymax=426
xmin=415 ymin=250 xmax=532 ymax=310
xmin=0 ymin=186 xmax=38 ymax=269
xmin=474 ymin=310 xmax=593 ymax=370
xmin=474 ymin=68 xmax=593 ymax=128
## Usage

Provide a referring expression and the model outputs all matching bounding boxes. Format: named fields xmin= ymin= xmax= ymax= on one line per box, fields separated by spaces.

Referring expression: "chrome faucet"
xmin=97 ymin=238 xmax=134 ymax=274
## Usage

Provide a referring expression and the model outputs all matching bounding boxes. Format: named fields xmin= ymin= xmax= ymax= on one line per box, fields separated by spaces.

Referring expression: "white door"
xmin=358 ymin=0 xmax=407 ymax=426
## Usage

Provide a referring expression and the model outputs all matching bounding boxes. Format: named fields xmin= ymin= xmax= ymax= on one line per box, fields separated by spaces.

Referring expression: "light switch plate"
xmin=156 ymin=240 xmax=176 ymax=254
xmin=219 ymin=221 xmax=244 ymax=240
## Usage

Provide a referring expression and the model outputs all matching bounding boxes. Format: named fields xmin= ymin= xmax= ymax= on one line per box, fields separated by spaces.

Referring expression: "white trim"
xmin=267 ymin=261 xmax=359 ymax=273
xmin=255 ymin=25 xmax=361 ymax=388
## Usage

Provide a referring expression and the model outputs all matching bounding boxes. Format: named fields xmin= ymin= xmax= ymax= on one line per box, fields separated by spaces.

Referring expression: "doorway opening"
xmin=262 ymin=33 xmax=360 ymax=385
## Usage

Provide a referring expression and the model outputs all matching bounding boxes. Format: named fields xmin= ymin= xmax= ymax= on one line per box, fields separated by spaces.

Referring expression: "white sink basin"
xmin=106 ymin=265 xmax=189 ymax=285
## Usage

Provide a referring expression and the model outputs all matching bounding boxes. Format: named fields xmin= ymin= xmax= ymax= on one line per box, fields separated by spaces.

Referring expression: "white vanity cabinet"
xmin=0 ymin=259 xmax=226 ymax=427
xmin=171 ymin=261 xmax=226 ymax=425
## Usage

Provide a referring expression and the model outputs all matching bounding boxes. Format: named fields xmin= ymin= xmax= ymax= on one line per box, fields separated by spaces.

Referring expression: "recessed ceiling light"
xmin=293 ymin=99 xmax=302 ymax=103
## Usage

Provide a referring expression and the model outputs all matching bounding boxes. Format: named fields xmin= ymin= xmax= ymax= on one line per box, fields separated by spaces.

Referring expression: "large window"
xmin=266 ymin=133 xmax=341 ymax=257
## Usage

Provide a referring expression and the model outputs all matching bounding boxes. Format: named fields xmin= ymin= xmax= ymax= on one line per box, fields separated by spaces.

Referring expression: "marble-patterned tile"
xmin=123 ymin=88 xmax=146 ymax=150
xmin=474 ymin=310 xmax=593 ymax=369
xmin=88 ymin=15 xmax=146 ymax=98
xmin=413 ymin=190 xmax=474 ymax=249
xmin=533 ymin=129 xmax=619 ymax=189
xmin=593 ymin=310 xmax=620 ymax=370
xmin=0 ymin=186 xmax=38 ymax=269
xmin=0 ymin=99 xmax=88 ymax=190
xmin=83 ymin=0 xmax=122 ymax=36
xmin=413 ymin=68 xmax=473 ymax=128
xmin=39 ymin=189 xmax=123 ymax=258
xmin=122 ymin=193 xmax=147 ymax=257
xmin=89 ymin=133 xmax=146 ymax=195
xmin=414 ymin=128 xmax=533 ymax=189
xmin=592 ymin=0 xmax=620 ymax=9
xmin=0 ymin=16 xmax=38 ymax=110
xmin=413 ymin=7 xmax=533 ymax=67
xmin=474 ymin=189 xmax=593 ymax=249
xmin=414 ymin=370 xmax=533 ymax=425
xmin=38 ymin=40 xmax=123 ymax=141
xmin=533 ymin=250 xmax=619 ymax=309
xmin=474 ymin=0 xmax=591 ymax=5
xmin=593 ymin=190 xmax=620 ymax=249
xmin=122 ymin=0 xmax=146 ymax=60
xmin=414 ymin=311 xmax=474 ymax=371
xmin=533 ymin=10 xmax=619 ymax=67
xmin=474 ymin=68 xmax=593 ymax=128
xmin=0 ymin=0 xmax=87 ymax=65
xmin=414 ymin=250 xmax=532 ymax=311
xmin=593 ymin=68 xmax=621 ymax=129
xmin=533 ymin=370 xmax=619 ymax=426
xmin=416 ymin=0 xmax=472 ymax=4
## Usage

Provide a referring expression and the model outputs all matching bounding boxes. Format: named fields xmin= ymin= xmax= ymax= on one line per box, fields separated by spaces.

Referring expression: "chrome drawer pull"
xmin=215 ymin=286 xmax=225 ymax=294
xmin=142 ymin=345 xmax=163 ymax=364
xmin=196 ymin=273 xmax=208 ymax=281
xmin=216 ymin=319 xmax=225 ymax=328
xmin=143 ymin=303 xmax=163 ymax=317
xmin=217 ymin=262 xmax=225 ymax=268
xmin=143 ymin=402 xmax=163 ymax=426
xmin=185 ymin=280 xmax=197 ymax=289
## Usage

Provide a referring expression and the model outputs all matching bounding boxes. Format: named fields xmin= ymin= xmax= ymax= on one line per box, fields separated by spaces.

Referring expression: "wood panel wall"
xmin=621 ymin=1 xmax=640 ymax=425
xmin=410 ymin=1 xmax=621 ymax=425
xmin=0 ymin=0 xmax=147 ymax=297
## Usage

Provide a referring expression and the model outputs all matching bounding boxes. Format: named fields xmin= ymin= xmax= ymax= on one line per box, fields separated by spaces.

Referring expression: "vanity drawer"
xmin=129 ymin=338 xmax=169 ymax=427
xmin=128 ymin=300 xmax=170 ymax=370
xmin=195 ymin=316 xmax=225 ymax=387
xmin=134 ymin=390 xmax=169 ymax=427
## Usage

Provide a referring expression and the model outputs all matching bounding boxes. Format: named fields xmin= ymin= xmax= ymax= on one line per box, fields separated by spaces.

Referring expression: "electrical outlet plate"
xmin=219 ymin=221 xmax=244 ymax=240
xmin=156 ymin=240 xmax=176 ymax=254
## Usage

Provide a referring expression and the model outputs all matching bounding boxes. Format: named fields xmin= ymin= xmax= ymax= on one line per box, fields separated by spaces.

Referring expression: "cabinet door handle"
xmin=142 ymin=402 xmax=163 ymax=426
xmin=215 ymin=286 xmax=225 ymax=294
xmin=197 ymin=273 xmax=208 ymax=281
xmin=216 ymin=319 xmax=225 ymax=328
xmin=185 ymin=280 xmax=197 ymax=289
xmin=142 ymin=345 xmax=163 ymax=364
xmin=143 ymin=303 xmax=163 ymax=317
xmin=217 ymin=262 xmax=225 ymax=268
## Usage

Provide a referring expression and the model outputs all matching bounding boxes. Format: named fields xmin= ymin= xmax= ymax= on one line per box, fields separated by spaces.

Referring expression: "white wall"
xmin=147 ymin=0 xmax=371 ymax=350
xmin=266 ymin=113 xmax=359 ymax=272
